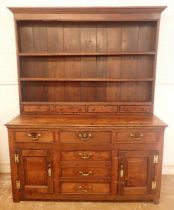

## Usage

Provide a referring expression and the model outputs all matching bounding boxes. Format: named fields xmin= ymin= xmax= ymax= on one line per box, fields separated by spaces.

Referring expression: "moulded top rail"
xmin=8 ymin=7 xmax=166 ymax=21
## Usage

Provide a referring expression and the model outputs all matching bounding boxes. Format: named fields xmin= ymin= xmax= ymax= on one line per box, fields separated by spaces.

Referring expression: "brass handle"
xmin=48 ymin=163 xmax=52 ymax=177
xmin=78 ymin=185 xmax=88 ymax=193
xmin=79 ymin=170 xmax=93 ymax=177
xmin=28 ymin=132 xmax=41 ymax=141
xmin=120 ymin=164 xmax=124 ymax=178
xmin=78 ymin=132 xmax=92 ymax=141
xmin=77 ymin=185 xmax=92 ymax=193
xmin=78 ymin=152 xmax=92 ymax=159
xmin=129 ymin=133 xmax=143 ymax=140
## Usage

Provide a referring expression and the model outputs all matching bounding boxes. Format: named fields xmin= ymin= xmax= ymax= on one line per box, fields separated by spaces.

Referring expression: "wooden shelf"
xmin=18 ymin=52 xmax=156 ymax=57
xmin=20 ymin=78 xmax=154 ymax=82
xmin=18 ymin=15 xmax=157 ymax=110
xmin=21 ymin=101 xmax=153 ymax=105
xmin=21 ymin=101 xmax=153 ymax=104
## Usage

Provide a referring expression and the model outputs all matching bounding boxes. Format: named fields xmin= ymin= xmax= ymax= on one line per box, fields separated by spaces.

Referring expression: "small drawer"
xmin=60 ymin=167 xmax=110 ymax=178
xmin=119 ymin=105 xmax=151 ymax=113
xmin=55 ymin=105 xmax=86 ymax=113
xmin=22 ymin=105 xmax=54 ymax=113
xmin=60 ymin=183 xmax=110 ymax=194
xmin=14 ymin=130 xmax=54 ymax=143
xmin=61 ymin=151 xmax=111 ymax=161
xmin=60 ymin=131 xmax=111 ymax=144
xmin=88 ymin=105 xmax=117 ymax=113
xmin=115 ymin=129 xmax=157 ymax=143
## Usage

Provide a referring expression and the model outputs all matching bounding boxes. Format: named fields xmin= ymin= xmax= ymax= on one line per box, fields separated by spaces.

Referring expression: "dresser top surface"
xmin=6 ymin=114 xmax=167 ymax=128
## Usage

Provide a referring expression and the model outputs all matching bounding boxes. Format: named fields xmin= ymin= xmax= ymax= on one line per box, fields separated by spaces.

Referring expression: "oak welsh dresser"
xmin=6 ymin=7 xmax=167 ymax=203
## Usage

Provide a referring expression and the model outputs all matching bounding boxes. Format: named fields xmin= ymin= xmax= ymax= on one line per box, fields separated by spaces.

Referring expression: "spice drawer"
xmin=115 ymin=129 xmax=157 ymax=143
xmin=88 ymin=105 xmax=118 ymax=113
xmin=119 ymin=105 xmax=152 ymax=113
xmin=22 ymin=105 xmax=54 ymax=113
xmin=61 ymin=151 xmax=111 ymax=161
xmin=60 ymin=183 xmax=110 ymax=194
xmin=14 ymin=130 xmax=54 ymax=143
xmin=55 ymin=105 xmax=86 ymax=113
xmin=60 ymin=131 xmax=111 ymax=143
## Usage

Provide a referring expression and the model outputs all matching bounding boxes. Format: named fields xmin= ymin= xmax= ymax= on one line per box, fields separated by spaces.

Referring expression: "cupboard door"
xmin=118 ymin=151 xmax=156 ymax=196
xmin=18 ymin=149 xmax=53 ymax=195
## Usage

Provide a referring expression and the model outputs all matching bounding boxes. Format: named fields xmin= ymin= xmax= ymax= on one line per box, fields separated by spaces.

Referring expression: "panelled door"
xmin=118 ymin=150 xmax=157 ymax=196
xmin=18 ymin=149 xmax=53 ymax=196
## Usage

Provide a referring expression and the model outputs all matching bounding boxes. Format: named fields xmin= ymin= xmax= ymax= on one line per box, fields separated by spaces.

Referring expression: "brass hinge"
xmin=14 ymin=153 xmax=19 ymax=163
xmin=154 ymin=155 xmax=159 ymax=164
xmin=152 ymin=181 xmax=157 ymax=190
xmin=16 ymin=180 xmax=21 ymax=190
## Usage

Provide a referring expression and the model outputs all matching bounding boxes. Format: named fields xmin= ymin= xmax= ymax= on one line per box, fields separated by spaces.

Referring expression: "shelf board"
xmin=20 ymin=78 xmax=154 ymax=82
xmin=21 ymin=102 xmax=153 ymax=105
xmin=18 ymin=52 xmax=156 ymax=57
xmin=21 ymin=101 xmax=153 ymax=104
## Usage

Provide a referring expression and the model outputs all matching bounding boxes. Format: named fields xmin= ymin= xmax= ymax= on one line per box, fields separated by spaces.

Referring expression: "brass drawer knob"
xmin=78 ymin=132 xmax=92 ymax=141
xmin=78 ymin=152 xmax=92 ymax=159
xmin=79 ymin=170 xmax=93 ymax=177
xmin=129 ymin=133 xmax=143 ymax=140
xmin=27 ymin=132 xmax=41 ymax=141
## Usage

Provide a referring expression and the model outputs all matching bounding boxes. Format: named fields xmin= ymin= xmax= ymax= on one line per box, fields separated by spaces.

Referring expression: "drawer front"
xmin=88 ymin=105 xmax=117 ymax=113
xmin=15 ymin=130 xmax=54 ymax=143
xmin=22 ymin=105 xmax=54 ymax=113
xmin=60 ymin=183 xmax=110 ymax=194
xmin=55 ymin=105 xmax=86 ymax=113
xmin=60 ymin=131 xmax=111 ymax=143
xmin=119 ymin=105 xmax=151 ymax=113
xmin=116 ymin=129 xmax=157 ymax=143
xmin=61 ymin=151 xmax=111 ymax=161
xmin=61 ymin=167 xmax=110 ymax=178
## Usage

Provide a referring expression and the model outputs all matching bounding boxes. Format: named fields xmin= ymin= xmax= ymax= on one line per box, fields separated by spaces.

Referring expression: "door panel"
xmin=126 ymin=157 xmax=147 ymax=187
xmin=19 ymin=149 xmax=53 ymax=195
xmin=23 ymin=156 xmax=47 ymax=185
xmin=118 ymin=150 xmax=156 ymax=196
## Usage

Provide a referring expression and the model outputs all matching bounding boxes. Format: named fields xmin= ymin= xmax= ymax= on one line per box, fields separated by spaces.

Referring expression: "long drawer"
xmin=61 ymin=151 xmax=111 ymax=161
xmin=115 ymin=129 xmax=157 ymax=143
xmin=14 ymin=130 xmax=54 ymax=143
xmin=60 ymin=167 xmax=110 ymax=178
xmin=60 ymin=131 xmax=111 ymax=143
xmin=60 ymin=183 xmax=110 ymax=194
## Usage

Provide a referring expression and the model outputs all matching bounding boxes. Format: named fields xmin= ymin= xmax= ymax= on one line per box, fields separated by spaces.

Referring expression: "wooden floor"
xmin=0 ymin=174 xmax=173 ymax=210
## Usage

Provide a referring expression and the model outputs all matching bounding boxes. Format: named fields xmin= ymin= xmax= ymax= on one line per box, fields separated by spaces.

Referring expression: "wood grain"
xmin=7 ymin=7 xmax=167 ymax=203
